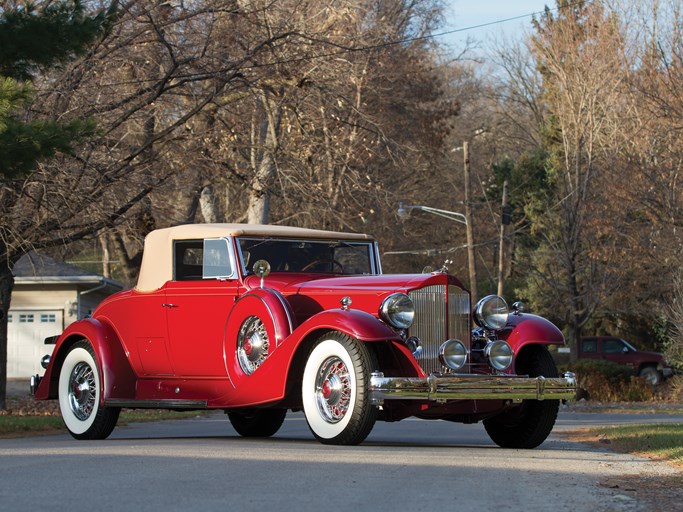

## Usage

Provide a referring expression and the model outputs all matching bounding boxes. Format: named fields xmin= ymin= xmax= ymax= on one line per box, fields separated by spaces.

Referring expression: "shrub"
xmin=656 ymin=374 xmax=683 ymax=402
xmin=565 ymin=359 xmax=654 ymax=402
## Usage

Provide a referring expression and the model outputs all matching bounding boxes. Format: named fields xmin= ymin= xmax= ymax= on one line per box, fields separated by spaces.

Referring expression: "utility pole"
xmin=497 ymin=180 xmax=509 ymax=297
xmin=463 ymin=141 xmax=478 ymax=301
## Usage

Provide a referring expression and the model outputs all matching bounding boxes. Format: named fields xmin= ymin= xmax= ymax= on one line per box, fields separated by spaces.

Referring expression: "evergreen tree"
xmin=0 ymin=0 xmax=114 ymax=178
xmin=0 ymin=0 xmax=115 ymax=408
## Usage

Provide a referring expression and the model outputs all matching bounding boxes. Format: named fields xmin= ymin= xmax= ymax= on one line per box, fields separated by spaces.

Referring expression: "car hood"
xmin=244 ymin=272 xmax=468 ymax=319
xmin=244 ymin=272 xmax=466 ymax=295
xmin=634 ymin=350 xmax=667 ymax=362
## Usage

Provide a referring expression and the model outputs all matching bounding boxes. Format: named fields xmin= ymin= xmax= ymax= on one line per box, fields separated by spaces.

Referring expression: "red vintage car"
xmin=32 ymin=223 xmax=576 ymax=446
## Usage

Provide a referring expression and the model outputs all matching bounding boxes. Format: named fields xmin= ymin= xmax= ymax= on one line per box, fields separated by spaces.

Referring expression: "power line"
xmin=430 ymin=0 xmax=592 ymax=40
xmin=76 ymin=0 xmax=593 ymax=90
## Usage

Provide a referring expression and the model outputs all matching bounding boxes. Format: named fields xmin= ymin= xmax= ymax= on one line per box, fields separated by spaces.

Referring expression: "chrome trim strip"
xmin=104 ymin=399 xmax=208 ymax=409
xmin=369 ymin=372 xmax=577 ymax=402
xmin=270 ymin=289 xmax=295 ymax=334
xmin=373 ymin=241 xmax=382 ymax=275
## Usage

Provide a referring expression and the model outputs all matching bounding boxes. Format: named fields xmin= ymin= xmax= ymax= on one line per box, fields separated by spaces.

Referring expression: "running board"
xmin=105 ymin=399 xmax=208 ymax=409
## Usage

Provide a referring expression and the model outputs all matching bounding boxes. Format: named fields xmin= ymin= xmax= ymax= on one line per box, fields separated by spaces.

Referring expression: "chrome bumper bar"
xmin=369 ymin=371 xmax=577 ymax=403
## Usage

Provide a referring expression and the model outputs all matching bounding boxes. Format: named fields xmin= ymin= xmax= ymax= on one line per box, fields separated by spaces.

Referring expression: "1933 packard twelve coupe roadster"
xmin=32 ymin=223 xmax=576 ymax=446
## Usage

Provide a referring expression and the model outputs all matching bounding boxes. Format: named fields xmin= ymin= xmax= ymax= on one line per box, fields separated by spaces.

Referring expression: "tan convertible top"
xmin=135 ymin=223 xmax=374 ymax=292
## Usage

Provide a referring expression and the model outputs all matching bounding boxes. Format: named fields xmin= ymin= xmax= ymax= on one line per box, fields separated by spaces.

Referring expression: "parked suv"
xmin=579 ymin=336 xmax=673 ymax=385
xmin=32 ymin=223 xmax=576 ymax=447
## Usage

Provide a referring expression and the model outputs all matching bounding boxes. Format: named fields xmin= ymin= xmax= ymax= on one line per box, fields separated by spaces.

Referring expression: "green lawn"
xmin=588 ymin=423 xmax=683 ymax=467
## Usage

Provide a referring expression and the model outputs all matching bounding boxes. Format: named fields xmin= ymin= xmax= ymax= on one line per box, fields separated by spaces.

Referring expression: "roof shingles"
xmin=13 ymin=252 xmax=100 ymax=279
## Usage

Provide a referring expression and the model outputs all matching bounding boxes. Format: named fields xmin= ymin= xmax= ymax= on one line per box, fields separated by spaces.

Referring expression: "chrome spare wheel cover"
xmin=68 ymin=362 xmax=96 ymax=421
xmin=237 ymin=316 xmax=270 ymax=375
xmin=315 ymin=356 xmax=351 ymax=423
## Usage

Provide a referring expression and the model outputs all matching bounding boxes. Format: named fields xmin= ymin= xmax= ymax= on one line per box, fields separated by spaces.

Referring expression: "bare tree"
xmin=0 ymin=0 xmax=313 ymax=407
xmin=517 ymin=1 xmax=632 ymax=357
xmin=151 ymin=0 xmax=455 ymax=237
xmin=667 ymin=270 xmax=683 ymax=366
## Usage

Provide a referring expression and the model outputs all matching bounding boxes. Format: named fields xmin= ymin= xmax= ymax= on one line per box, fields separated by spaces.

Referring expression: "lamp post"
xmin=462 ymin=141 xmax=477 ymax=301
xmin=397 ymin=202 xmax=477 ymax=300
xmin=397 ymin=203 xmax=467 ymax=225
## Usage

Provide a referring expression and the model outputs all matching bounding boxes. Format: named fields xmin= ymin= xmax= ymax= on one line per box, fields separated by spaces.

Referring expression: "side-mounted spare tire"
xmin=58 ymin=340 xmax=120 ymax=440
xmin=483 ymin=345 xmax=560 ymax=449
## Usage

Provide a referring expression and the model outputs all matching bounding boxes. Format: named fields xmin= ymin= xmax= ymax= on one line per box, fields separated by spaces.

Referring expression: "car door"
xmin=104 ymin=289 xmax=173 ymax=377
xmin=601 ymin=337 xmax=634 ymax=368
xmin=164 ymin=238 xmax=239 ymax=377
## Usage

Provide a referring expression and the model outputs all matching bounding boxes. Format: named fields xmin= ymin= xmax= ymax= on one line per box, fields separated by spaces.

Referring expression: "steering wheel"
xmin=301 ymin=259 xmax=344 ymax=273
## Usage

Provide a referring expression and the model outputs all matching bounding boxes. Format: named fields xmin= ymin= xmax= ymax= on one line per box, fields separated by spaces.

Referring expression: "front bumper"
xmin=30 ymin=374 xmax=42 ymax=395
xmin=369 ymin=371 xmax=577 ymax=403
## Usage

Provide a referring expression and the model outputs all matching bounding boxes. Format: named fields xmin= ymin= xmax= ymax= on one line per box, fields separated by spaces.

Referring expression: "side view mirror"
xmin=253 ymin=259 xmax=271 ymax=288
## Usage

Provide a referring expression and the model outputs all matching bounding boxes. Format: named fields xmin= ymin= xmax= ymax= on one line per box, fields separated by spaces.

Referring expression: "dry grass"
xmin=0 ymin=395 xmax=207 ymax=437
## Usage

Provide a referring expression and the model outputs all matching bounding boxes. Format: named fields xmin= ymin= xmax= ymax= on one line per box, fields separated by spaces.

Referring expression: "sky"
xmin=437 ymin=1 xmax=554 ymax=51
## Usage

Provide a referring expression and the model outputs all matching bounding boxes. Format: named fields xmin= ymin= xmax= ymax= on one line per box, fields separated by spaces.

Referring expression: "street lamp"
xmin=397 ymin=202 xmax=467 ymax=225
xmin=397 ymin=201 xmax=477 ymax=300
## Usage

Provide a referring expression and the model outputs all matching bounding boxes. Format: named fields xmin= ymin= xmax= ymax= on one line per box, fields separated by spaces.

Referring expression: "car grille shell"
xmin=408 ymin=284 xmax=470 ymax=374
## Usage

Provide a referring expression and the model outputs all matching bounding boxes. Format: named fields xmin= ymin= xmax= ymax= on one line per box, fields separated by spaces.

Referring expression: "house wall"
xmin=10 ymin=284 xmax=78 ymax=327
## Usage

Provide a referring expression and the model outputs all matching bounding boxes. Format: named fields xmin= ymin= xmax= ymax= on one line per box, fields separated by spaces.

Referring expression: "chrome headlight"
xmin=473 ymin=295 xmax=509 ymax=330
xmin=439 ymin=339 xmax=467 ymax=370
xmin=380 ymin=293 xmax=415 ymax=329
xmin=485 ymin=340 xmax=513 ymax=371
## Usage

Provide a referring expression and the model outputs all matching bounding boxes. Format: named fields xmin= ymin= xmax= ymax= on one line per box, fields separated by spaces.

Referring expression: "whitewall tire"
xmin=58 ymin=341 xmax=120 ymax=440
xmin=302 ymin=332 xmax=376 ymax=445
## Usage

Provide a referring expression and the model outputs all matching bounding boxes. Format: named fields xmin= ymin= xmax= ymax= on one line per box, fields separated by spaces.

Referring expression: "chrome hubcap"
xmin=237 ymin=316 xmax=269 ymax=375
xmin=315 ymin=356 xmax=351 ymax=423
xmin=68 ymin=362 xmax=96 ymax=421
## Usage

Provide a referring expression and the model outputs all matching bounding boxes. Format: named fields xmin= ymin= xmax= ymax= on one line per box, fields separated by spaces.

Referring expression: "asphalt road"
xmin=2 ymin=407 xmax=682 ymax=512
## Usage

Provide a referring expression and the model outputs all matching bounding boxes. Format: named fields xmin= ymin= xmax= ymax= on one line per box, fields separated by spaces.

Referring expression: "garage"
xmin=8 ymin=252 xmax=123 ymax=379
xmin=7 ymin=309 xmax=64 ymax=378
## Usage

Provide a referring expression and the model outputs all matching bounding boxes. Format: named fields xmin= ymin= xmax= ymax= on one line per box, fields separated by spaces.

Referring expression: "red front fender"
xmin=499 ymin=313 xmax=565 ymax=352
xmin=293 ymin=309 xmax=401 ymax=343
xmin=34 ymin=318 xmax=136 ymax=402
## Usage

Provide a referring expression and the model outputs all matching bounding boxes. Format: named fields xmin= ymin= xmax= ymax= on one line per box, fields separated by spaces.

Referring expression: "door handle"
xmin=162 ymin=303 xmax=178 ymax=308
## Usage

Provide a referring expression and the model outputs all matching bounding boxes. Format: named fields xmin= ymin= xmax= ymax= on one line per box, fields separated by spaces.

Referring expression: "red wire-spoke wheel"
xmin=315 ymin=357 xmax=352 ymax=423
xmin=67 ymin=361 xmax=96 ymax=421
xmin=302 ymin=332 xmax=377 ymax=445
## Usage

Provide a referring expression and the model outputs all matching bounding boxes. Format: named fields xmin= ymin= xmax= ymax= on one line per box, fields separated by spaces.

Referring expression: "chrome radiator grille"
xmin=408 ymin=285 xmax=470 ymax=374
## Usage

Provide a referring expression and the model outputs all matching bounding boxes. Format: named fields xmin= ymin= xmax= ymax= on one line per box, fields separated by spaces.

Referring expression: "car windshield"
xmin=237 ymin=238 xmax=376 ymax=275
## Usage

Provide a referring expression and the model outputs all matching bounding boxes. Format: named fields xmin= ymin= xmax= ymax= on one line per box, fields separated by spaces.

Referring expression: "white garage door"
xmin=7 ymin=309 xmax=63 ymax=378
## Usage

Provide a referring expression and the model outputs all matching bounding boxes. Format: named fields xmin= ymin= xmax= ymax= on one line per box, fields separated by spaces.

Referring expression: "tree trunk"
xmin=199 ymin=185 xmax=220 ymax=223
xmin=99 ymin=233 xmax=112 ymax=279
xmin=0 ymin=245 xmax=16 ymax=410
xmin=246 ymin=90 xmax=282 ymax=225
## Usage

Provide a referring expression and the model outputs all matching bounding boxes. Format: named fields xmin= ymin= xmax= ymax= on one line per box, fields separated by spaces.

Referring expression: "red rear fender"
xmin=34 ymin=318 xmax=136 ymax=401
